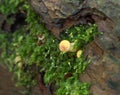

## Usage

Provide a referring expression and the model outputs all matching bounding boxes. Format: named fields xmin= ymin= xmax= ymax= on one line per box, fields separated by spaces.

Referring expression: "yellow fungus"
xmin=76 ymin=50 xmax=82 ymax=58
xmin=59 ymin=40 xmax=71 ymax=52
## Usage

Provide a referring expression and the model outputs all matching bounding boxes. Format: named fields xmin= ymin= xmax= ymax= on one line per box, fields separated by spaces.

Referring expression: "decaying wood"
xmin=30 ymin=0 xmax=120 ymax=95
xmin=38 ymin=74 xmax=52 ymax=95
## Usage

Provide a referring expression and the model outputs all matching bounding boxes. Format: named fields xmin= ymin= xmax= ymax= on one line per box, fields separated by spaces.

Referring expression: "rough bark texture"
xmin=30 ymin=0 xmax=90 ymax=38
xmin=82 ymin=1 xmax=120 ymax=95
xmin=30 ymin=0 xmax=120 ymax=95
xmin=29 ymin=0 xmax=116 ymax=38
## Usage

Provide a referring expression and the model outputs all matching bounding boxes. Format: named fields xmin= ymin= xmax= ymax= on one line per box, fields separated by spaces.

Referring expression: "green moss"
xmin=0 ymin=1 xmax=100 ymax=95
xmin=0 ymin=0 xmax=24 ymax=15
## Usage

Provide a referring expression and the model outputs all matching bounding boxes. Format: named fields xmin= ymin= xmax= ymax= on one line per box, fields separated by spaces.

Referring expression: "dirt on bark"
xmin=0 ymin=64 xmax=24 ymax=95
xmin=0 ymin=64 xmax=42 ymax=95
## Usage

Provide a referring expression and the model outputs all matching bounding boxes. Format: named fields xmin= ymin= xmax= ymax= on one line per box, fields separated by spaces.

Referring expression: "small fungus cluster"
xmin=14 ymin=55 xmax=22 ymax=68
xmin=59 ymin=40 xmax=82 ymax=57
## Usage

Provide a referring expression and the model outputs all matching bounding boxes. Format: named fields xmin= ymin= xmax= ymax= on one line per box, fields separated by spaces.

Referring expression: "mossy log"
xmin=30 ymin=0 xmax=120 ymax=95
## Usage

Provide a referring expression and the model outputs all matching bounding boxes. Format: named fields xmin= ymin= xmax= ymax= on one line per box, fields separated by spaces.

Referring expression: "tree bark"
xmin=30 ymin=0 xmax=120 ymax=95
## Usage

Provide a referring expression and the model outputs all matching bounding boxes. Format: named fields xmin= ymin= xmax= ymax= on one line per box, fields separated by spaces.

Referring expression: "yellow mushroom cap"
xmin=18 ymin=62 xmax=23 ymax=68
xmin=14 ymin=56 xmax=21 ymax=63
xmin=14 ymin=56 xmax=23 ymax=68
xmin=76 ymin=50 xmax=82 ymax=58
xmin=59 ymin=40 xmax=71 ymax=52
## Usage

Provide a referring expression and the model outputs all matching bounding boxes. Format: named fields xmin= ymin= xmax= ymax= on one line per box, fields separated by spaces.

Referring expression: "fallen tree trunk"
xmin=30 ymin=0 xmax=120 ymax=95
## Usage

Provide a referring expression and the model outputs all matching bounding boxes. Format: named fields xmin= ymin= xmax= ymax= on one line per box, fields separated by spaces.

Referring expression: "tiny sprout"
xmin=38 ymin=35 xmax=45 ymax=41
xmin=76 ymin=50 xmax=82 ymax=58
xmin=37 ymin=35 xmax=45 ymax=45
